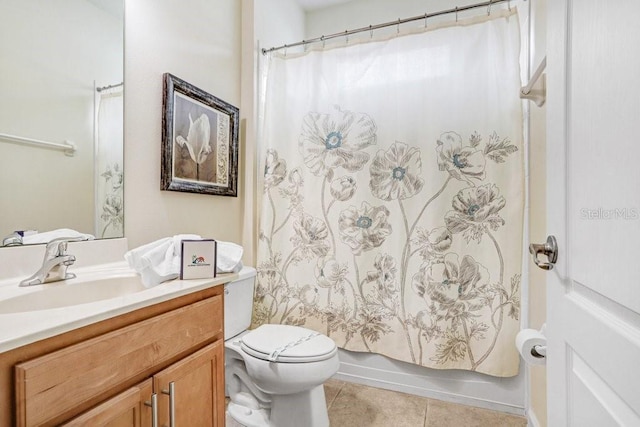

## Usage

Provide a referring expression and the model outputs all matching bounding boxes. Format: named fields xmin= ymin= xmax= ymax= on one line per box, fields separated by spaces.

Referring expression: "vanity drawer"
xmin=15 ymin=294 xmax=222 ymax=427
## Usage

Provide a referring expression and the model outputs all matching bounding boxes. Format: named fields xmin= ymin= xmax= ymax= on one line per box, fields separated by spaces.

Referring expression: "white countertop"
xmin=0 ymin=261 xmax=237 ymax=353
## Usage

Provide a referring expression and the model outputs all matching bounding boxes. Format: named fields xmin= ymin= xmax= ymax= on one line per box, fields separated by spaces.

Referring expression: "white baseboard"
xmin=334 ymin=349 xmax=526 ymax=417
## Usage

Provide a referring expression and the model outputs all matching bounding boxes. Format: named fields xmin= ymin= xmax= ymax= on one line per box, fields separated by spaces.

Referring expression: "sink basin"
xmin=0 ymin=275 xmax=147 ymax=314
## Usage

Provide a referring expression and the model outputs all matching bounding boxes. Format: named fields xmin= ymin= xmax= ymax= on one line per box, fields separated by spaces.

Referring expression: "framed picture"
xmin=161 ymin=73 xmax=239 ymax=196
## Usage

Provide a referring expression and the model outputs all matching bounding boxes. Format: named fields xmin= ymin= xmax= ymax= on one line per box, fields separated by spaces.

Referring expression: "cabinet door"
xmin=154 ymin=341 xmax=224 ymax=427
xmin=61 ymin=379 xmax=153 ymax=427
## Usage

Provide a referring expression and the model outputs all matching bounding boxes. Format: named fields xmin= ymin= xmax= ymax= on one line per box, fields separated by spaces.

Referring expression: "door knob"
xmin=529 ymin=235 xmax=558 ymax=270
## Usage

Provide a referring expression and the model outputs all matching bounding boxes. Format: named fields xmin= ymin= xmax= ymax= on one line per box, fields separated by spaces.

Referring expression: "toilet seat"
xmin=240 ymin=324 xmax=337 ymax=363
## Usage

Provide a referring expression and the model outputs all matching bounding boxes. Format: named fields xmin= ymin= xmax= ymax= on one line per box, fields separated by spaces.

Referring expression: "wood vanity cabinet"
xmin=0 ymin=285 xmax=226 ymax=427
xmin=61 ymin=342 xmax=224 ymax=427
xmin=61 ymin=379 xmax=153 ymax=427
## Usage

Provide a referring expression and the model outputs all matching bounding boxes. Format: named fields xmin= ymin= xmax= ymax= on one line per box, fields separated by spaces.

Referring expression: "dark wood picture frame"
xmin=161 ymin=73 xmax=239 ymax=197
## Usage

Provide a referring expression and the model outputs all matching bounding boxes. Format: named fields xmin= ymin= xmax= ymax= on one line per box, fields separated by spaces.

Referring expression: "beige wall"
xmin=528 ymin=0 xmax=547 ymax=425
xmin=124 ymin=0 xmax=243 ymax=249
xmin=256 ymin=0 xmax=305 ymax=49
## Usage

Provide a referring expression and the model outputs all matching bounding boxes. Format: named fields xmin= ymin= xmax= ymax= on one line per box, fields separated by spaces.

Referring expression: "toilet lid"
xmin=240 ymin=324 xmax=337 ymax=363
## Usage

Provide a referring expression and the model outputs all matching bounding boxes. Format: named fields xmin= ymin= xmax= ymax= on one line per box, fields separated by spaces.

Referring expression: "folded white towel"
xmin=124 ymin=236 xmax=245 ymax=287
xmin=217 ymin=241 xmax=244 ymax=273
xmin=124 ymin=234 xmax=201 ymax=287
xmin=22 ymin=228 xmax=95 ymax=245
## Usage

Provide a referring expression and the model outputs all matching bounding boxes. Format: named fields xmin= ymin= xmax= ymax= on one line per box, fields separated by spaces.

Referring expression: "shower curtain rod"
xmin=262 ymin=0 xmax=516 ymax=54
xmin=96 ymin=82 xmax=123 ymax=92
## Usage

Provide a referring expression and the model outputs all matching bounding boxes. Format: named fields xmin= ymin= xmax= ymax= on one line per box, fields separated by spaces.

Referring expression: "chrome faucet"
xmin=2 ymin=231 xmax=23 ymax=247
xmin=19 ymin=237 xmax=83 ymax=287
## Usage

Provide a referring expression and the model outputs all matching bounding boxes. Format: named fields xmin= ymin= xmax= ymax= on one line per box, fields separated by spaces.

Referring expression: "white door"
xmin=546 ymin=1 xmax=640 ymax=425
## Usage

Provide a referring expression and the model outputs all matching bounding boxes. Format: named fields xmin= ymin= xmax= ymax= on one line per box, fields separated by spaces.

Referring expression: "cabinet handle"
xmin=162 ymin=382 xmax=176 ymax=427
xmin=144 ymin=393 xmax=158 ymax=427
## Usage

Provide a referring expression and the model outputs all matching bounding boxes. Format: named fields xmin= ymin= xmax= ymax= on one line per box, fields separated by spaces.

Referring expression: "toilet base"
xmin=270 ymin=385 xmax=329 ymax=427
xmin=227 ymin=401 xmax=270 ymax=427
xmin=227 ymin=384 xmax=329 ymax=427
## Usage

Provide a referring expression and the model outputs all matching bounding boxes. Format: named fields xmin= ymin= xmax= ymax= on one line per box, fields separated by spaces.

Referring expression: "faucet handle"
xmin=44 ymin=236 xmax=85 ymax=259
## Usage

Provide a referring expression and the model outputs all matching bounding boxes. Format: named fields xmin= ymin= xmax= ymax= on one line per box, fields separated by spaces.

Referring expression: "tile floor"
xmin=226 ymin=379 xmax=527 ymax=426
xmin=323 ymin=379 xmax=527 ymax=427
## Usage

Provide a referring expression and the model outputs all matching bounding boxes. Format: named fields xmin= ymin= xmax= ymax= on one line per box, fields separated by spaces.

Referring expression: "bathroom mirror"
xmin=0 ymin=0 xmax=124 ymax=245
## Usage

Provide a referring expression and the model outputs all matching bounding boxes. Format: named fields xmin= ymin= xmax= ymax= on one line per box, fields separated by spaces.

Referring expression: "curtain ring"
xmin=321 ymin=35 xmax=325 ymax=48
xmin=424 ymin=13 xmax=428 ymax=28
xmin=397 ymin=18 xmax=401 ymax=34
xmin=369 ymin=24 xmax=373 ymax=39
xmin=455 ymin=6 xmax=458 ymax=22
xmin=284 ymin=44 xmax=287 ymax=56
xmin=488 ymin=0 xmax=493 ymax=16
xmin=344 ymin=30 xmax=349 ymax=44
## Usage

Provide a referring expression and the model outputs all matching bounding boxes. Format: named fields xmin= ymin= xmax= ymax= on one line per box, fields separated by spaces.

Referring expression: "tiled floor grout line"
xmin=423 ymin=400 xmax=429 ymax=427
xmin=326 ymin=383 xmax=344 ymax=410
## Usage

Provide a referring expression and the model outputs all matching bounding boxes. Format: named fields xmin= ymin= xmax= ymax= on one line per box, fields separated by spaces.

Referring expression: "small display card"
xmin=180 ymin=239 xmax=217 ymax=280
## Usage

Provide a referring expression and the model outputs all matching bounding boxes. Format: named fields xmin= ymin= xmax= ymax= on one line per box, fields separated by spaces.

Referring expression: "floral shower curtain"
xmin=254 ymin=10 xmax=523 ymax=377
xmin=95 ymin=86 xmax=124 ymax=238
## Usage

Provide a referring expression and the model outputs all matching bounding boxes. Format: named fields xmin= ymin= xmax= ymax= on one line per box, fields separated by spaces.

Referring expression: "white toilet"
xmin=224 ymin=267 xmax=340 ymax=427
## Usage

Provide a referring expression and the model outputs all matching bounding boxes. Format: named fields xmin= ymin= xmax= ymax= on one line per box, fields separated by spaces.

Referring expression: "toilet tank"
xmin=223 ymin=266 xmax=257 ymax=339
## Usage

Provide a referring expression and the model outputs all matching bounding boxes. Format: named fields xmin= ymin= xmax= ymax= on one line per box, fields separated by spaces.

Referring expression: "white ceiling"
xmin=297 ymin=0 xmax=354 ymax=12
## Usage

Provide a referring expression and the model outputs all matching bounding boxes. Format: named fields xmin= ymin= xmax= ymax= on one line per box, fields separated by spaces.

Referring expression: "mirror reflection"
xmin=0 ymin=0 xmax=124 ymax=245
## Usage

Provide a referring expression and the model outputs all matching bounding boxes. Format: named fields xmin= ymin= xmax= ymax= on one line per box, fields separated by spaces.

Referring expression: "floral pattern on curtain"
xmin=95 ymin=86 xmax=124 ymax=238
xmin=254 ymin=10 xmax=523 ymax=377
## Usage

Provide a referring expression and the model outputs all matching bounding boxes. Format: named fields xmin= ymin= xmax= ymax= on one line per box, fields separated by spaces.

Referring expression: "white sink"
xmin=0 ymin=274 xmax=147 ymax=314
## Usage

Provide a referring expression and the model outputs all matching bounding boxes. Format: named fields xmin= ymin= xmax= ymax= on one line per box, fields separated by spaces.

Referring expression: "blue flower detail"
xmin=325 ymin=131 xmax=343 ymax=150
xmin=467 ymin=204 xmax=481 ymax=217
xmin=452 ymin=154 xmax=467 ymax=169
xmin=338 ymin=202 xmax=392 ymax=255
xmin=369 ymin=142 xmax=424 ymax=201
xmin=445 ymin=184 xmax=506 ymax=243
xmin=436 ymin=132 xmax=486 ymax=183
xmin=299 ymin=106 xmax=377 ymax=177
xmin=392 ymin=166 xmax=406 ymax=180
xmin=356 ymin=216 xmax=373 ymax=229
